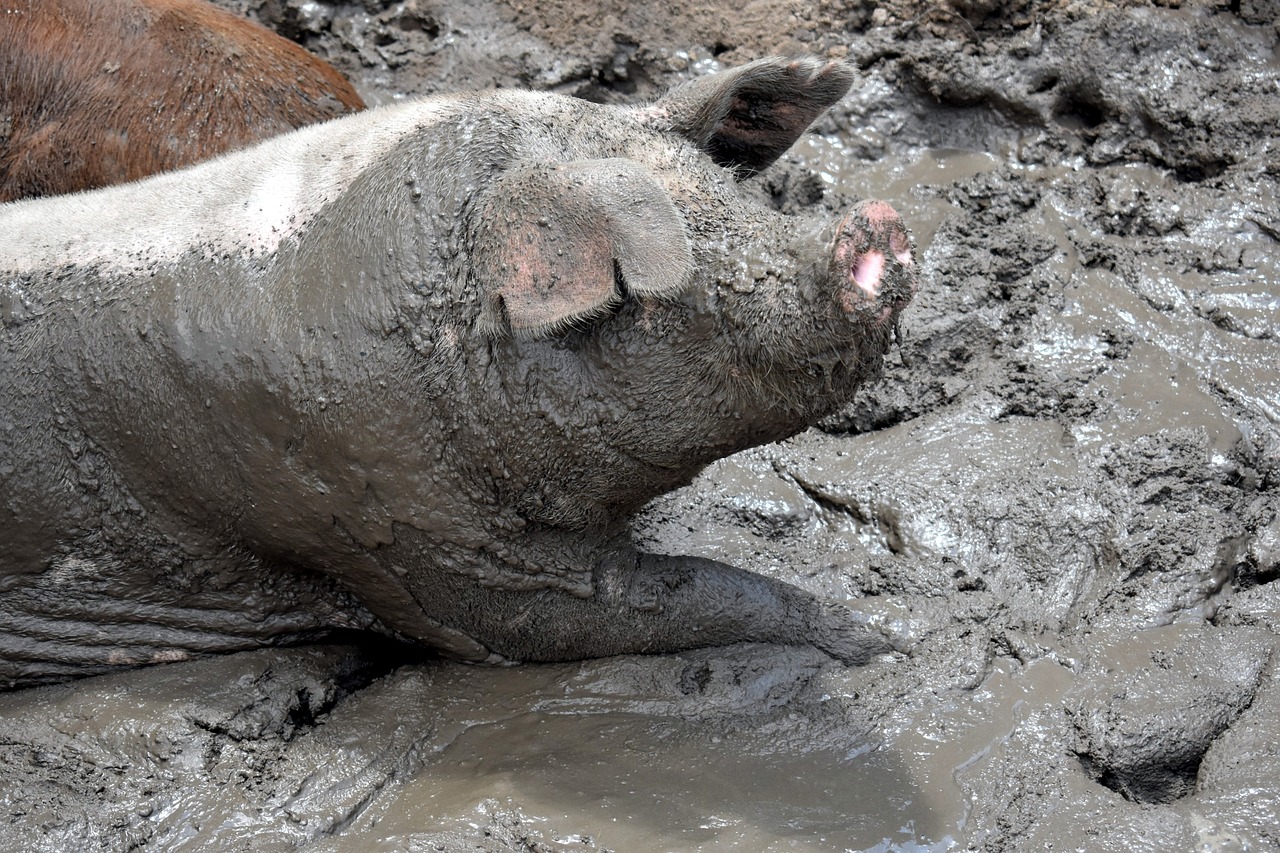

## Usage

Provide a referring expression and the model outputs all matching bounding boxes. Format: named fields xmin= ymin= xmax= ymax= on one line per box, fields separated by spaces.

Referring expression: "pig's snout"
xmin=834 ymin=200 xmax=916 ymax=322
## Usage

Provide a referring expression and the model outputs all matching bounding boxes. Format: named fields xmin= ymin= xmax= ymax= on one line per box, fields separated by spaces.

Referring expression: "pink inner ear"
xmin=497 ymin=224 xmax=617 ymax=333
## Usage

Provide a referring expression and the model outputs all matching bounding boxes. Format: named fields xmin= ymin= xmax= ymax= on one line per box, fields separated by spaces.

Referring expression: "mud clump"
xmin=2 ymin=1 xmax=1279 ymax=851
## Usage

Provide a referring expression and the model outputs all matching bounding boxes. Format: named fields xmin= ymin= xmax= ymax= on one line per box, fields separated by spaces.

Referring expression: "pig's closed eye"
xmin=612 ymin=260 xmax=632 ymax=300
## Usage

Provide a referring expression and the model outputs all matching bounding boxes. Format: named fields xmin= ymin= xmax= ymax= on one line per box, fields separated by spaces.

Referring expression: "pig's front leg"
xmin=420 ymin=548 xmax=906 ymax=665
xmin=592 ymin=549 xmax=906 ymax=665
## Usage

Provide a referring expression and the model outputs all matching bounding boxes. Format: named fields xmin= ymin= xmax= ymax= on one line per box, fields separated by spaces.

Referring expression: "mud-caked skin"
xmin=0 ymin=57 xmax=917 ymax=688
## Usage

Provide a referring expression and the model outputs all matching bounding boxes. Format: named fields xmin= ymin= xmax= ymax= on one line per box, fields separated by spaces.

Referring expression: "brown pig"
xmin=0 ymin=0 xmax=364 ymax=201
xmin=0 ymin=57 xmax=917 ymax=688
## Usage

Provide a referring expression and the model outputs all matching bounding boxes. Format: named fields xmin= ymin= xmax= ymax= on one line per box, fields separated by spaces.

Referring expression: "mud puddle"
xmin=792 ymin=139 xmax=1003 ymax=249
xmin=361 ymin=708 xmax=944 ymax=852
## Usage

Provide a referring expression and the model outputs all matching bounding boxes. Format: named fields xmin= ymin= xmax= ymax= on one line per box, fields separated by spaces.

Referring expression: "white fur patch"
xmin=0 ymin=97 xmax=466 ymax=276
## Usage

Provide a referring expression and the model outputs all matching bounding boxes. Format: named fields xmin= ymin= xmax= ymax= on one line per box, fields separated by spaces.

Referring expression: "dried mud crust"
xmin=5 ymin=1 xmax=1280 ymax=851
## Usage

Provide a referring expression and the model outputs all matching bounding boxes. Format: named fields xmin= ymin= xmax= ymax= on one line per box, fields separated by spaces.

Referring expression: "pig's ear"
xmin=473 ymin=158 xmax=694 ymax=339
xmin=646 ymin=56 xmax=854 ymax=179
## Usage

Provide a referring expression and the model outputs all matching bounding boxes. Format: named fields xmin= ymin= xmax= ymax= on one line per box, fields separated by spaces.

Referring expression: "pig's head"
xmin=450 ymin=57 xmax=917 ymax=526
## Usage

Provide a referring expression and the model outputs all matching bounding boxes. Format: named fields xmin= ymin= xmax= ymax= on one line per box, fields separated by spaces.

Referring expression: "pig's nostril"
xmin=852 ymin=250 xmax=884 ymax=298
xmin=889 ymin=228 xmax=912 ymax=267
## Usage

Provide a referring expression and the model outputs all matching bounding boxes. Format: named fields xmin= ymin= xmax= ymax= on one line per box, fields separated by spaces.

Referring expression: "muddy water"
xmin=354 ymin=681 xmax=950 ymax=851
xmin=792 ymin=138 xmax=1001 ymax=249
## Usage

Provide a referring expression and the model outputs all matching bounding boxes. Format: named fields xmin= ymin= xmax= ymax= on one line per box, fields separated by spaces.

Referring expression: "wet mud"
xmin=3 ymin=1 xmax=1278 ymax=851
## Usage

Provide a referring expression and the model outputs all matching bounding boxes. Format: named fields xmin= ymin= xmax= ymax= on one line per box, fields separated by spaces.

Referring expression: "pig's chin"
xmin=804 ymin=329 xmax=894 ymax=399
xmin=722 ymin=321 xmax=895 ymax=430
xmin=801 ymin=299 xmax=901 ymax=373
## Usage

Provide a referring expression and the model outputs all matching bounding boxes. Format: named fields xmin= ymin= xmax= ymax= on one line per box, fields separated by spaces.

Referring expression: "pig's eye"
xmin=611 ymin=261 xmax=630 ymax=300
xmin=545 ymin=262 xmax=647 ymax=346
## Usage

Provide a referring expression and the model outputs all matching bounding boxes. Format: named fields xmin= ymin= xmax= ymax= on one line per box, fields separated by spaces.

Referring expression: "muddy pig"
xmin=0 ymin=57 xmax=917 ymax=689
xmin=0 ymin=0 xmax=364 ymax=202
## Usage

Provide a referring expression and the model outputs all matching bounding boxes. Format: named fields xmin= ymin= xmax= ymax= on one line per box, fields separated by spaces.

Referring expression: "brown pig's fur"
xmin=0 ymin=0 xmax=364 ymax=201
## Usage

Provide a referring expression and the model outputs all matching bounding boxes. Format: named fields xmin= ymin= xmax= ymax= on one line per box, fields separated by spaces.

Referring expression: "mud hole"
xmin=3 ymin=1 xmax=1279 ymax=850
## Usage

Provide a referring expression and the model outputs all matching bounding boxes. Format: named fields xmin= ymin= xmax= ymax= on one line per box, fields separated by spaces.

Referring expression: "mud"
xmin=2 ymin=1 xmax=1278 ymax=851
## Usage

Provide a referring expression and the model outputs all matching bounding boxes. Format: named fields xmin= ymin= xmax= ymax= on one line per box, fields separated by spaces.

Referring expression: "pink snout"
xmin=834 ymin=200 xmax=916 ymax=320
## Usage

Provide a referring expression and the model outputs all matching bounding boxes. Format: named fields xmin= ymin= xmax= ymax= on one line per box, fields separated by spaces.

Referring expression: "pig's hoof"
xmin=809 ymin=602 xmax=911 ymax=666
